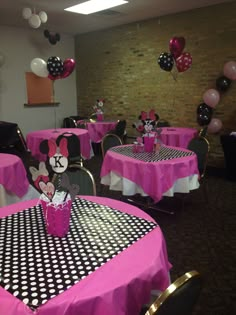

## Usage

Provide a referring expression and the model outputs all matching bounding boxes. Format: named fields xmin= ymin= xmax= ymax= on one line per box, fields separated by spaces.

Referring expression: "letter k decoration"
xmin=30 ymin=136 xmax=79 ymax=202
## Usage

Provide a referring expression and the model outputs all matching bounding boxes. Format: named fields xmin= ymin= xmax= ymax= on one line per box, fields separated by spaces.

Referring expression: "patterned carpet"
xmin=83 ymin=154 xmax=236 ymax=315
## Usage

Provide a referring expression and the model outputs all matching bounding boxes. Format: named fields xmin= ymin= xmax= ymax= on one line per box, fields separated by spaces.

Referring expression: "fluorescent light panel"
xmin=65 ymin=0 xmax=128 ymax=15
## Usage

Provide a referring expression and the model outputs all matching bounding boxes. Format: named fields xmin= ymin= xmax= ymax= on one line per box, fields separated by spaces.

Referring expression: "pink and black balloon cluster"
xmin=196 ymin=61 xmax=236 ymax=134
xmin=157 ymin=36 xmax=192 ymax=73
xmin=30 ymin=56 xmax=75 ymax=80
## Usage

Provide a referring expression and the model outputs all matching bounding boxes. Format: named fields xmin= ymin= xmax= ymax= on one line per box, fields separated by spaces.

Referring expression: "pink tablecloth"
xmin=86 ymin=121 xmax=117 ymax=143
xmin=0 ymin=196 xmax=171 ymax=315
xmin=159 ymin=127 xmax=198 ymax=148
xmin=100 ymin=145 xmax=199 ymax=203
xmin=0 ymin=153 xmax=29 ymax=197
xmin=26 ymin=128 xmax=92 ymax=161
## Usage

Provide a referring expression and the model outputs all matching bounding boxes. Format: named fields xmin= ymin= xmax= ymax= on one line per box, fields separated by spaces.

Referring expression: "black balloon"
xmin=216 ymin=76 xmax=231 ymax=92
xmin=47 ymin=56 xmax=63 ymax=77
xmin=197 ymin=103 xmax=213 ymax=116
xmin=49 ymin=36 xmax=57 ymax=45
xmin=44 ymin=29 xmax=50 ymax=38
xmin=157 ymin=52 xmax=174 ymax=72
xmin=197 ymin=113 xmax=212 ymax=126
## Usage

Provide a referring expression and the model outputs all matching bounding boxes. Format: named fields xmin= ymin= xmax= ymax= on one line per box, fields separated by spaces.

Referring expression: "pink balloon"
xmin=207 ymin=118 xmax=223 ymax=134
xmin=61 ymin=58 xmax=76 ymax=79
xmin=223 ymin=61 xmax=236 ymax=80
xmin=203 ymin=89 xmax=220 ymax=108
xmin=176 ymin=52 xmax=192 ymax=72
xmin=169 ymin=37 xmax=185 ymax=59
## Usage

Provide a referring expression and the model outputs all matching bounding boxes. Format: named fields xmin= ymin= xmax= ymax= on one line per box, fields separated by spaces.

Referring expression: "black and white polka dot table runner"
xmin=0 ymin=198 xmax=157 ymax=310
xmin=111 ymin=145 xmax=194 ymax=162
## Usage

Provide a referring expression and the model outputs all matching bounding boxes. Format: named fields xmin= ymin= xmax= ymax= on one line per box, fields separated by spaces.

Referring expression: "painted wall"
xmin=0 ymin=25 xmax=77 ymax=137
xmin=75 ymin=2 xmax=236 ymax=167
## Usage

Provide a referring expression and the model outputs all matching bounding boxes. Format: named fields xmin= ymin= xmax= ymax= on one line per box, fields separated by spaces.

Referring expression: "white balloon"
xmin=30 ymin=58 xmax=48 ymax=77
xmin=39 ymin=11 xmax=48 ymax=23
xmin=22 ymin=8 xmax=32 ymax=20
xmin=28 ymin=14 xmax=41 ymax=29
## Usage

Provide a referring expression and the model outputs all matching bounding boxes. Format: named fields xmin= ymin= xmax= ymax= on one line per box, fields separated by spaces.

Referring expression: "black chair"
xmin=107 ymin=119 xmax=127 ymax=142
xmin=187 ymin=136 xmax=210 ymax=179
xmin=56 ymin=132 xmax=84 ymax=165
xmin=54 ymin=164 xmax=96 ymax=196
xmin=62 ymin=117 xmax=77 ymax=128
xmin=220 ymin=134 xmax=236 ymax=181
xmin=156 ymin=119 xmax=170 ymax=127
xmin=101 ymin=133 xmax=123 ymax=158
xmin=0 ymin=123 xmax=32 ymax=165
xmin=141 ymin=270 xmax=202 ymax=315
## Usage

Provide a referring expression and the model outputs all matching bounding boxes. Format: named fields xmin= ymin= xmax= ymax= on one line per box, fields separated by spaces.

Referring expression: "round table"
xmin=159 ymin=127 xmax=198 ymax=148
xmin=0 ymin=196 xmax=171 ymax=315
xmin=85 ymin=121 xmax=117 ymax=143
xmin=0 ymin=153 xmax=29 ymax=198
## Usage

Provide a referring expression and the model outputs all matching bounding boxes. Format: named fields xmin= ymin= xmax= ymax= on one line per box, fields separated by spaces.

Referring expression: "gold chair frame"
xmin=145 ymin=270 xmax=201 ymax=315
xmin=101 ymin=133 xmax=123 ymax=158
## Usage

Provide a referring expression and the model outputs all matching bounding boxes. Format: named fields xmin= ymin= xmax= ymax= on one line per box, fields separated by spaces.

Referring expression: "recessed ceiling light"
xmin=65 ymin=0 xmax=128 ymax=15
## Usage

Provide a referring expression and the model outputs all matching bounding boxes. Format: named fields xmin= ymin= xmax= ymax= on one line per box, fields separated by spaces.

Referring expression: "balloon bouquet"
xmin=157 ymin=36 xmax=192 ymax=79
xmin=30 ymin=56 xmax=76 ymax=131
xmin=196 ymin=61 xmax=236 ymax=135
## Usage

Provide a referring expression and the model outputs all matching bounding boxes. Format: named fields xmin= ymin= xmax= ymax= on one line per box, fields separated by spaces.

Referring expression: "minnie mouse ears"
xmin=44 ymin=29 xmax=60 ymax=45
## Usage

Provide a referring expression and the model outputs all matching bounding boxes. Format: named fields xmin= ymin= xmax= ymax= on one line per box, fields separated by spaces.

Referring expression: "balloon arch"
xmin=197 ymin=61 xmax=236 ymax=134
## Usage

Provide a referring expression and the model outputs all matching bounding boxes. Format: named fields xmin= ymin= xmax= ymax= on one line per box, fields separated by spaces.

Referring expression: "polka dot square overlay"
xmin=111 ymin=145 xmax=194 ymax=162
xmin=0 ymin=198 xmax=157 ymax=310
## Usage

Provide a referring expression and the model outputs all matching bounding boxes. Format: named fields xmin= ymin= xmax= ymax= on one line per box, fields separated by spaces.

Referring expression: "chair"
xmin=56 ymin=132 xmax=84 ymax=166
xmin=101 ymin=133 xmax=123 ymax=158
xmin=220 ymin=134 xmax=236 ymax=181
xmin=142 ymin=270 xmax=202 ymax=315
xmin=54 ymin=164 xmax=96 ymax=196
xmin=107 ymin=119 xmax=127 ymax=142
xmin=156 ymin=119 xmax=170 ymax=127
xmin=187 ymin=135 xmax=210 ymax=179
xmin=89 ymin=113 xmax=98 ymax=122
xmin=77 ymin=120 xmax=88 ymax=129
xmin=62 ymin=117 xmax=77 ymax=128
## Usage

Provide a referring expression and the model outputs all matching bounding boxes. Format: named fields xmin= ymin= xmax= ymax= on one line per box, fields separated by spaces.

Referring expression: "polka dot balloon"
xmin=47 ymin=56 xmax=63 ymax=77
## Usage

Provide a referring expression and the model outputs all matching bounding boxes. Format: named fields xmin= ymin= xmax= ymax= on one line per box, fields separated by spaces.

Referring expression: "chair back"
xmin=63 ymin=117 xmax=77 ymax=128
xmin=89 ymin=113 xmax=97 ymax=122
xmin=101 ymin=133 xmax=123 ymax=158
xmin=145 ymin=270 xmax=202 ymax=315
xmin=56 ymin=132 xmax=82 ymax=164
xmin=187 ymin=136 xmax=210 ymax=178
xmin=65 ymin=164 xmax=96 ymax=196
xmin=77 ymin=120 xmax=88 ymax=129
xmin=156 ymin=119 xmax=170 ymax=127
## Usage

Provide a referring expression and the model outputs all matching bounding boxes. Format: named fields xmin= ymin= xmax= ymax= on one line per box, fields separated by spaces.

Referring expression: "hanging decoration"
xmin=22 ymin=7 xmax=48 ymax=29
xmin=157 ymin=36 xmax=192 ymax=80
xmin=44 ymin=30 xmax=61 ymax=45
xmin=196 ymin=61 xmax=236 ymax=134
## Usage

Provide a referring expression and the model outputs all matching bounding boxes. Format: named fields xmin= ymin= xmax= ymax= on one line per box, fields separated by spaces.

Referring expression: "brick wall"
xmin=75 ymin=2 xmax=236 ymax=167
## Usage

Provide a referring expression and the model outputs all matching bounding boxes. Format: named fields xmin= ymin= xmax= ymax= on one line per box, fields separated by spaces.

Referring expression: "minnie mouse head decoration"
xmin=133 ymin=109 xmax=159 ymax=134
xmin=44 ymin=29 xmax=60 ymax=45
xmin=29 ymin=161 xmax=55 ymax=201
xmin=29 ymin=161 xmax=49 ymax=190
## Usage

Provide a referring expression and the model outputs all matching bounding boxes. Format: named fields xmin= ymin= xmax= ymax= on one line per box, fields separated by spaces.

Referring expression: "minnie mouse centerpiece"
xmin=29 ymin=136 xmax=79 ymax=237
xmin=93 ymin=99 xmax=105 ymax=121
xmin=133 ymin=109 xmax=159 ymax=134
xmin=132 ymin=109 xmax=162 ymax=152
